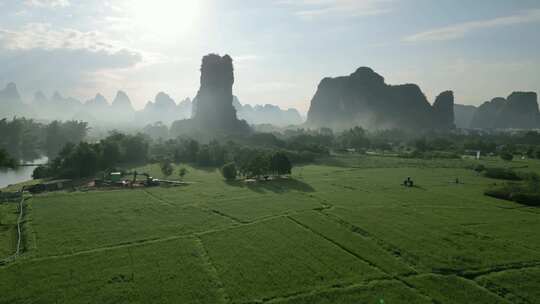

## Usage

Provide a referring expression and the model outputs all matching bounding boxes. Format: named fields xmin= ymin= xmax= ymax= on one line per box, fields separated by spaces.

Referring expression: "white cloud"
xmin=278 ymin=0 xmax=391 ymax=19
xmin=25 ymin=0 xmax=70 ymax=8
xmin=0 ymin=23 xmax=143 ymax=96
xmin=0 ymin=23 xmax=124 ymax=52
xmin=404 ymin=9 xmax=540 ymax=43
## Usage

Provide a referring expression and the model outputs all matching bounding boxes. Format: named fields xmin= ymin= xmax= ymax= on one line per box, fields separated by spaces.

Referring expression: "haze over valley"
xmin=1 ymin=1 xmax=540 ymax=304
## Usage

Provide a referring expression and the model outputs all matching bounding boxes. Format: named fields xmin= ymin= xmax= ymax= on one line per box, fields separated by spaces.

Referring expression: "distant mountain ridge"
xmin=469 ymin=92 xmax=540 ymax=129
xmin=0 ymin=81 xmax=303 ymax=127
xmin=306 ymin=67 xmax=455 ymax=130
xmin=232 ymin=96 xmax=304 ymax=126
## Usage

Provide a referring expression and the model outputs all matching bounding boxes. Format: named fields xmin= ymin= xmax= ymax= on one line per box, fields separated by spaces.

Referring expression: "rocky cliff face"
xmin=306 ymin=67 xmax=453 ymax=130
xmin=470 ymin=92 xmax=539 ymax=129
xmin=191 ymin=54 xmax=249 ymax=133
xmin=433 ymin=91 xmax=455 ymax=129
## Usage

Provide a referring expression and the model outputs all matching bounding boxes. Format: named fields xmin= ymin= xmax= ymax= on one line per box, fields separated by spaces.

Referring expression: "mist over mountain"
xmin=232 ymin=96 xmax=304 ymax=127
xmin=3 ymin=62 xmax=539 ymax=132
xmin=470 ymin=92 xmax=540 ymax=129
xmin=454 ymin=104 xmax=477 ymax=129
xmin=306 ymin=67 xmax=454 ymax=131
xmin=0 ymin=83 xmax=32 ymax=117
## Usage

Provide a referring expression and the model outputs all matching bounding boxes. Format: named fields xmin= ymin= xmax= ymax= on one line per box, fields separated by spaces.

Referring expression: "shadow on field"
xmin=189 ymin=164 xmax=218 ymax=173
xmin=225 ymin=178 xmax=315 ymax=193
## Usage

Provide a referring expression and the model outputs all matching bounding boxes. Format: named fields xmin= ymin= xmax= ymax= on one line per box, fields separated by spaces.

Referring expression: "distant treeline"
xmin=0 ymin=118 xmax=88 ymax=162
xmin=28 ymin=120 xmax=540 ymax=180
xmin=33 ymin=130 xmax=319 ymax=179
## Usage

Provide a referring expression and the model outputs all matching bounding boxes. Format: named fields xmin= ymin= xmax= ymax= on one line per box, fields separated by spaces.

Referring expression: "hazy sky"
xmin=0 ymin=0 xmax=539 ymax=113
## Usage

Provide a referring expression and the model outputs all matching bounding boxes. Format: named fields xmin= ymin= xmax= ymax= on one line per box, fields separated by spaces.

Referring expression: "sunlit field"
xmin=1 ymin=154 xmax=539 ymax=303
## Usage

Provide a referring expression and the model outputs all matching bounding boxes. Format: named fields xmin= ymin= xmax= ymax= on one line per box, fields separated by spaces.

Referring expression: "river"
xmin=0 ymin=156 xmax=48 ymax=189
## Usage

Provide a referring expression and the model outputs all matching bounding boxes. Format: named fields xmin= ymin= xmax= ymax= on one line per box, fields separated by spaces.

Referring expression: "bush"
xmin=160 ymin=162 xmax=173 ymax=177
xmin=221 ymin=162 xmax=237 ymax=181
xmin=473 ymin=164 xmax=486 ymax=173
xmin=178 ymin=167 xmax=188 ymax=180
xmin=485 ymin=184 xmax=540 ymax=206
xmin=32 ymin=165 xmax=51 ymax=179
xmin=500 ymin=152 xmax=514 ymax=161
xmin=483 ymin=168 xmax=521 ymax=181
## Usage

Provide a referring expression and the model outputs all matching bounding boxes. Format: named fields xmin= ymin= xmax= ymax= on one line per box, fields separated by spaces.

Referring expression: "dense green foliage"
xmin=483 ymin=167 xmax=522 ymax=180
xmin=0 ymin=118 xmax=88 ymax=161
xmin=485 ymin=173 xmax=540 ymax=206
xmin=0 ymin=148 xmax=17 ymax=169
xmin=221 ymin=162 xmax=237 ymax=180
xmin=35 ymin=132 xmax=149 ymax=179
xmin=160 ymin=161 xmax=174 ymax=177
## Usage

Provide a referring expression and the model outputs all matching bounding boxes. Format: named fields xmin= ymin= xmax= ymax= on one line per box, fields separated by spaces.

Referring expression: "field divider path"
xmin=0 ymin=191 xmax=27 ymax=264
xmin=243 ymin=278 xmax=433 ymax=304
xmin=194 ymin=237 xmax=231 ymax=304
xmin=287 ymin=216 xmax=389 ymax=277
xmin=18 ymin=234 xmax=194 ymax=264
xmin=318 ymin=210 xmax=424 ymax=273
xmin=287 ymin=215 xmax=438 ymax=303
xmin=142 ymin=189 xmax=174 ymax=206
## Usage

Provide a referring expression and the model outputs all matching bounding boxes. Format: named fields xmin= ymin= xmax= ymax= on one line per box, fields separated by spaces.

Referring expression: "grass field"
xmin=0 ymin=155 xmax=539 ymax=303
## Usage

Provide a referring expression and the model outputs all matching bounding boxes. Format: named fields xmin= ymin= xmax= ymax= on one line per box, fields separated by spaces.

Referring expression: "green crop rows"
xmin=0 ymin=155 xmax=539 ymax=303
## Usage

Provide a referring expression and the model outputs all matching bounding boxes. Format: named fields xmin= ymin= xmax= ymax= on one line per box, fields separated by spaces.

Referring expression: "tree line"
xmin=0 ymin=118 xmax=88 ymax=162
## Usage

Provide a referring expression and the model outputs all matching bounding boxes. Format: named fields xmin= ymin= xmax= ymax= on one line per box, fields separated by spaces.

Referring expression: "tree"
xmin=0 ymin=148 xmax=16 ymax=169
xmin=221 ymin=162 xmax=237 ymax=181
xmin=246 ymin=153 xmax=270 ymax=178
xmin=101 ymin=140 xmax=121 ymax=169
xmin=270 ymin=151 xmax=292 ymax=176
xmin=500 ymin=152 xmax=513 ymax=161
xmin=32 ymin=165 xmax=50 ymax=179
xmin=178 ymin=167 xmax=188 ymax=180
xmin=160 ymin=161 xmax=173 ymax=178
xmin=339 ymin=127 xmax=370 ymax=151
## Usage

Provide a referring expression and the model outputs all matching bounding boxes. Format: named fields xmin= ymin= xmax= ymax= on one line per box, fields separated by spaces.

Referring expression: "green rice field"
xmin=1 ymin=155 xmax=539 ymax=303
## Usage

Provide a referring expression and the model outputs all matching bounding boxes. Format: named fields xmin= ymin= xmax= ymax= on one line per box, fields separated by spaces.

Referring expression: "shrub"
xmin=483 ymin=168 xmax=521 ymax=181
xmin=500 ymin=152 xmax=514 ymax=161
xmin=32 ymin=165 xmax=51 ymax=179
xmin=221 ymin=162 xmax=237 ymax=181
xmin=473 ymin=164 xmax=486 ymax=173
xmin=178 ymin=167 xmax=188 ymax=180
xmin=160 ymin=162 xmax=173 ymax=177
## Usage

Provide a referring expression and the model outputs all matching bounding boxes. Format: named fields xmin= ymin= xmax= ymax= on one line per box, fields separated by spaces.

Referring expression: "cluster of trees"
xmin=158 ymin=162 xmax=188 ymax=180
xmin=33 ymin=132 xmax=148 ymax=179
xmin=0 ymin=148 xmax=17 ymax=169
xmin=224 ymin=150 xmax=292 ymax=180
xmin=0 ymin=118 xmax=88 ymax=161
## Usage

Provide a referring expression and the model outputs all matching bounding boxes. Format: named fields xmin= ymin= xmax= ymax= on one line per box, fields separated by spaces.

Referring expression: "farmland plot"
xmin=476 ymin=267 xmax=540 ymax=303
xmin=0 ymin=238 xmax=223 ymax=304
xmin=0 ymin=155 xmax=539 ymax=303
xmin=0 ymin=203 xmax=18 ymax=258
xmin=28 ymin=190 xmax=235 ymax=257
xmin=327 ymin=206 xmax=540 ymax=272
xmin=200 ymin=216 xmax=385 ymax=303
xmin=405 ymin=274 xmax=510 ymax=303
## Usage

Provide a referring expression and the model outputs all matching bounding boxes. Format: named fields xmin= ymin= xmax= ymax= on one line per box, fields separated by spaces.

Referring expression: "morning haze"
xmin=1 ymin=1 xmax=540 ymax=303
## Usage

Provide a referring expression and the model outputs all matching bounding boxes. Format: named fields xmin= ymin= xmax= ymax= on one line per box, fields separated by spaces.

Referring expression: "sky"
xmin=0 ymin=0 xmax=539 ymax=113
